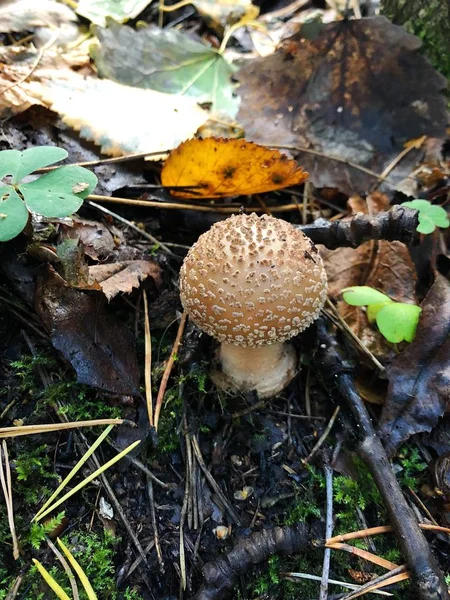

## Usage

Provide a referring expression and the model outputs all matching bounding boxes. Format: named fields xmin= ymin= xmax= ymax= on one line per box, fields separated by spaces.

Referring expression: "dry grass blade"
xmin=34 ymin=425 xmax=115 ymax=522
xmin=303 ymin=406 xmax=340 ymax=464
xmin=143 ymin=291 xmax=154 ymax=427
xmin=326 ymin=542 xmax=399 ymax=571
xmin=5 ymin=574 xmax=23 ymax=600
xmin=325 ymin=299 xmax=385 ymax=372
xmin=0 ymin=419 xmax=124 ymax=438
xmin=154 ymin=311 xmax=188 ymax=431
xmin=284 ymin=572 xmax=393 ymax=596
xmin=341 ymin=565 xmax=409 ymax=600
xmin=88 ymin=194 xmax=301 ymax=214
xmin=326 ymin=523 xmax=450 ymax=545
xmin=0 ymin=441 xmax=19 ymax=559
xmin=34 ymin=439 xmax=141 ymax=522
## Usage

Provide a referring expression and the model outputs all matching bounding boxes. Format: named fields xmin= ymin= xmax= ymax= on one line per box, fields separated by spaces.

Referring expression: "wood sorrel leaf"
xmin=20 ymin=165 xmax=97 ymax=217
xmin=0 ymin=187 xmax=29 ymax=241
xmin=376 ymin=302 xmax=422 ymax=343
xmin=14 ymin=146 xmax=68 ymax=182
xmin=342 ymin=286 xmax=391 ymax=306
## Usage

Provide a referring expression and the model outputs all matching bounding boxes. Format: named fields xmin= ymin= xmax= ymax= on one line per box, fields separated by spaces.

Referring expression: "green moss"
xmin=14 ymin=444 xmax=59 ymax=505
xmin=23 ymin=530 xmax=141 ymax=600
xmin=396 ymin=445 xmax=427 ymax=490
xmin=382 ymin=0 xmax=450 ymax=80
xmin=41 ymin=382 xmax=122 ymax=421
xmin=284 ymin=465 xmax=324 ymax=525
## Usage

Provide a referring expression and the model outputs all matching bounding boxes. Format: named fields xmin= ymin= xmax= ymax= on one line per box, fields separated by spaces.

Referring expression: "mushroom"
xmin=179 ymin=213 xmax=327 ymax=398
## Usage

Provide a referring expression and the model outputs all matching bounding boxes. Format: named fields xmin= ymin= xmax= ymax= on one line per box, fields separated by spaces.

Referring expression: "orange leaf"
xmin=161 ymin=137 xmax=308 ymax=198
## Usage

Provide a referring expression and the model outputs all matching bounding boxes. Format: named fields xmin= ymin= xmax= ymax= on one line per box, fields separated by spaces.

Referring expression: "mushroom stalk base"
xmin=211 ymin=342 xmax=297 ymax=399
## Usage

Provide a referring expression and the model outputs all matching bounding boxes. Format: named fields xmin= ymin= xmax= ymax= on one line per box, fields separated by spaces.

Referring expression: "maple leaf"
xmin=92 ymin=22 xmax=239 ymax=116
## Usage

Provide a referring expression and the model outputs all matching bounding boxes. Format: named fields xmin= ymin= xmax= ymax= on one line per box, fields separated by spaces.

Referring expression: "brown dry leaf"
xmin=236 ymin=17 xmax=447 ymax=194
xmin=194 ymin=0 xmax=259 ymax=29
xmin=0 ymin=62 xmax=42 ymax=117
xmin=26 ymin=69 xmax=209 ymax=157
xmin=87 ymin=260 xmax=161 ymax=301
xmin=60 ymin=219 xmax=115 ymax=261
xmin=348 ymin=569 xmax=376 ymax=584
xmin=161 ymin=137 xmax=308 ymax=198
xmin=322 ymin=194 xmax=417 ymax=359
xmin=0 ymin=42 xmax=90 ymax=118
xmin=35 ymin=266 xmax=140 ymax=394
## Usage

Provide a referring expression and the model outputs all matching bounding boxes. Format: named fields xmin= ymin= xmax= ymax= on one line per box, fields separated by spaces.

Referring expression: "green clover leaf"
xmin=341 ymin=286 xmax=391 ymax=306
xmin=0 ymin=147 xmax=97 ymax=241
xmin=341 ymin=285 xmax=422 ymax=344
xmin=0 ymin=188 xmax=29 ymax=242
xmin=402 ymin=199 xmax=449 ymax=234
xmin=20 ymin=166 xmax=98 ymax=218
xmin=375 ymin=303 xmax=422 ymax=343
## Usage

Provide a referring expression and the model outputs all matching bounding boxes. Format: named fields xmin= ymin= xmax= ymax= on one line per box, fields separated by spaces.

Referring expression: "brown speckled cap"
xmin=180 ymin=213 xmax=327 ymax=347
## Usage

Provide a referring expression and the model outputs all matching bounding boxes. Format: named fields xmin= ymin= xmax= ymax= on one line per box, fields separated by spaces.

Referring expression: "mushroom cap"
xmin=180 ymin=213 xmax=327 ymax=347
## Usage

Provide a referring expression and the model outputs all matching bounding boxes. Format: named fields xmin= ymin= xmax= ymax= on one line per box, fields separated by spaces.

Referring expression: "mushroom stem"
xmin=213 ymin=342 xmax=298 ymax=399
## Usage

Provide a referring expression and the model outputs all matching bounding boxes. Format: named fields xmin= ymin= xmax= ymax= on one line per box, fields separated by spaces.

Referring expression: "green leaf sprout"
xmin=401 ymin=199 xmax=449 ymax=235
xmin=0 ymin=146 xmax=97 ymax=242
xmin=342 ymin=285 xmax=422 ymax=343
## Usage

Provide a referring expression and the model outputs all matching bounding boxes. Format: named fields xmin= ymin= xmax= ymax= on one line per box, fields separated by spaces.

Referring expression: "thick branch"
xmin=315 ymin=319 xmax=448 ymax=600
xmin=191 ymin=524 xmax=309 ymax=600
xmin=298 ymin=205 xmax=419 ymax=249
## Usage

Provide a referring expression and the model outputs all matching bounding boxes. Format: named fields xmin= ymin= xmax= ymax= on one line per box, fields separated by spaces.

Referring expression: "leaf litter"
xmin=27 ymin=69 xmax=209 ymax=157
xmin=0 ymin=2 xmax=450 ymax=599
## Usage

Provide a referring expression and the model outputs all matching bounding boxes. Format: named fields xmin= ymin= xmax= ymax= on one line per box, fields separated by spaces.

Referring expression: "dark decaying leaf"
xmin=236 ymin=17 xmax=447 ymax=195
xmin=35 ymin=267 xmax=140 ymax=395
xmin=378 ymin=275 xmax=450 ymax=456
xmin=60 ymin=219 xmax=115 ymax=261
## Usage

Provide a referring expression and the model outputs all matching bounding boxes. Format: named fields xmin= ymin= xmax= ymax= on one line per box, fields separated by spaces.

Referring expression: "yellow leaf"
xmin=161 ymin=137 xmax=308 ymax=198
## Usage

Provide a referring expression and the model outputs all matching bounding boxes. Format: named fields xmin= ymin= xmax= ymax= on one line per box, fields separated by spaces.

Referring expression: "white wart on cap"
xmin=179 ymin=213 xmax=327 ymax=397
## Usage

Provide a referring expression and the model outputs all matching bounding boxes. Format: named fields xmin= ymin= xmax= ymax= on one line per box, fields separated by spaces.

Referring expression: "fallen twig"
xmin=319 ymin=463 xmax=334 ymax=600
xmin=191 ymin=435 xmax=241 ymax=526
xmin=191 ymin=524 xmax=309 ymax=600
xmin=315 ymin=319 xmax=449 ymax=600
xmin=298 ymin=206 xmax=419 ymax=249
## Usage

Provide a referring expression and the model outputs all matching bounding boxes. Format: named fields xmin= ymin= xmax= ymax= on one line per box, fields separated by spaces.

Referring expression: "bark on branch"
xmin=191 ymin=524 xmax=309 ymax=600
xmin=298 ymin=205 xmax=419 ymax=249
